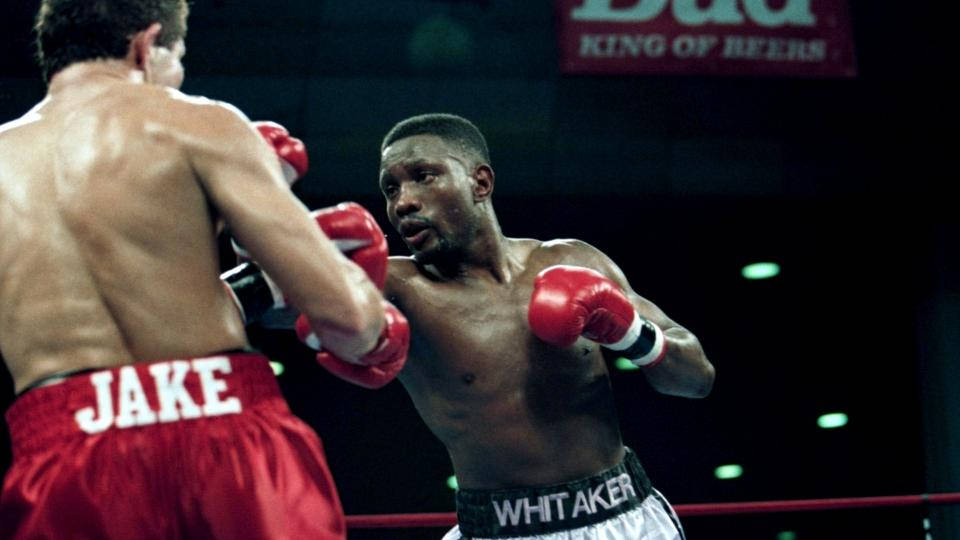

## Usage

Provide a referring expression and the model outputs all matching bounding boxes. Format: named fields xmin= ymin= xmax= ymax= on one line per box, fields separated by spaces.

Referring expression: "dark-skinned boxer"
xmin=376 ymin=113 xmax=715 ymax=539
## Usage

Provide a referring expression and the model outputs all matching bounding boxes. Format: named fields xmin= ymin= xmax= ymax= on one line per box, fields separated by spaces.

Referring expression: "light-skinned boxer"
xmin=0 ymin=1 xmax=403 ymax=538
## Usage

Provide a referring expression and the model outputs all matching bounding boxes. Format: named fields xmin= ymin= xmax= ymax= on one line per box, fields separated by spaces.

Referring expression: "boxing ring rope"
xmin=345 ymin=492 xmax=960 ymax=529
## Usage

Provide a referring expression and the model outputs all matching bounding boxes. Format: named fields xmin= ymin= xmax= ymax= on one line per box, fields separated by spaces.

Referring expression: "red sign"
xmin=557 ymin=0 xmax=856 ymax=77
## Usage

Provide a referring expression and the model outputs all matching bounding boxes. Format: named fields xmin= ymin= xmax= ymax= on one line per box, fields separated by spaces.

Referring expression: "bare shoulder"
xmin=0 ymin=104 xmax=43 ymax=139
xmin=0 ymin=102 xmax=56 ymax=200
xmin=149 ymin=87 xmax=252 ymax=141
xmin=141 ymin=88 xmax=272 ymax=185
xmin=0 ymin=101 xmax=49 ymax=160
xmin=529 ymin=238 xmax=608 ymax=269
xmin=385 ymin=255 xmax=422 ymax=304
xmin=538 ymin=238 xmax=594 ymax=254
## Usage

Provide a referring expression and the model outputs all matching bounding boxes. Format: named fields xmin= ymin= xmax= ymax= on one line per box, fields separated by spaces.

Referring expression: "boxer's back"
xmin=0 ymin=79 xmax=247 ymax=393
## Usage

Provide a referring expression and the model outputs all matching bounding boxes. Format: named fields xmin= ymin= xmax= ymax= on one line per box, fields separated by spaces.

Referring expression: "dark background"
xmin=1 ymin=2 xmax=955 ymax=538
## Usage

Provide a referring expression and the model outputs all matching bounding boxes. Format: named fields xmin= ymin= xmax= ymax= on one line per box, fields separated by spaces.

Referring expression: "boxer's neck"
xmin=436 ymin=215 xmax=521 ymax=284
xmin=48 ymin=61 xmax=144 ymax=96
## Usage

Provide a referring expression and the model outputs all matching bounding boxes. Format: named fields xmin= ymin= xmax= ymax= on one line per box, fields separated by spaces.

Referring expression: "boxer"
xmin=0 ymin=2 xmax=396 ymax=538
xmin=376 ymin=113 xmax=716 ymax=539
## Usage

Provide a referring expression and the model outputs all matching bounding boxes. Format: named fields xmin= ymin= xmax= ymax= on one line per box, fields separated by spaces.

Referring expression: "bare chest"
xmin=396 ymin=274 xmax=601 ymax=395
xmin=405 ymin=281 xmax=534 ymax=377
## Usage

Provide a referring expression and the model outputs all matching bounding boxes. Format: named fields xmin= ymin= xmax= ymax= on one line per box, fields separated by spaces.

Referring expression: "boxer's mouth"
xmin=399 ymin=219 xmax=430 ymax=239
xmin=399 ymin=220 xmax=434 ymax=250
xmin=405 ymin=228 xmax=431 ymax=249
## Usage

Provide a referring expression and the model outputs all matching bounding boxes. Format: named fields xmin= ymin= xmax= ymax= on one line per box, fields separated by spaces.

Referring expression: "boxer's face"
xmin=379 ymin=135 xmax=479 ymax=264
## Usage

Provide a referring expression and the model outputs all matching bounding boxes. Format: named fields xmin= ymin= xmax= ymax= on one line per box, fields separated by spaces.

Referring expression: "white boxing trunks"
xmin=443 ymin=448 xmax=684 ymax=540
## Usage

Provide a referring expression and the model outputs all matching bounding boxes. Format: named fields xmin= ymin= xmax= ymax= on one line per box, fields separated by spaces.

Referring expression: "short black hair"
xmin=381 ymin=113 xmax=491 ymax=166
xmin=35 ymin=0 xmax=189 ymax=82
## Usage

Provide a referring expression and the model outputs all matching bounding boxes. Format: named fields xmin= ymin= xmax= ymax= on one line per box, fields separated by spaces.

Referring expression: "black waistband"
xmin=455 ymin=448 xmax=653 ymax=538
xmin=17 ymin=368 xmax=99 ymax=396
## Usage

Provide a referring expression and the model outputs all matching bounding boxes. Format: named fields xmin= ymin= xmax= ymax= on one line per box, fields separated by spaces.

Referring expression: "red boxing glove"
xmin=311 ymin=202 xmax=388 ymax=290
xmin=528 ymin=265 xmax=666 ymax=368
xmin=253 ymin=120 xmax=308 ymax=185
xmin=295 ymin=301 xmax=409 ymax=389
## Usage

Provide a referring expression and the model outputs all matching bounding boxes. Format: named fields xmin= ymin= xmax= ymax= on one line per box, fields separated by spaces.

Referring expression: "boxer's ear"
xmin=472 ymin=164 xmax=494 ymax=202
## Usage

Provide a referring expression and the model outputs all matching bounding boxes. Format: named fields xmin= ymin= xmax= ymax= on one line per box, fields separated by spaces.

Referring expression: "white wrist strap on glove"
xmin=605 ymin=312 xmax=667 ymax=367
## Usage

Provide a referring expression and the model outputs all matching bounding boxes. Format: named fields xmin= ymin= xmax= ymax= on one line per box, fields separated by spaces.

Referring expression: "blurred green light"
xmin=714 ymin=464 xmax=743 ymax=480
xmin=741 ymin=262 xmax=780 ymax=280
xmin=817 ymin=412 xmax=848 ymax=429
xmin=408 ymin=15 xmax=474 ymax=70
xmin=776 ymin=532 xmax=798 ymax=540
xmin=614 ymin=357 xmax=640 ymax=371
xmin=446 ymin=475 xmax=459 ymax=491
xmin=269 ymin=361 xmax=285 ymax=377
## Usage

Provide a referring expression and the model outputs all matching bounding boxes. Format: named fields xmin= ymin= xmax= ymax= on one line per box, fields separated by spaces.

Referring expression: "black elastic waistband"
xmin=17 ymin=368 xmax=98 ymax=396
xmin=455 ymin=448 xmax=652 ymax=538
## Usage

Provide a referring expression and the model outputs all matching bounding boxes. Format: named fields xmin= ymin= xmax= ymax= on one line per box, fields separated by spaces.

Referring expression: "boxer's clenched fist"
xmin=528 ymin=265 xmax=666 ymax=368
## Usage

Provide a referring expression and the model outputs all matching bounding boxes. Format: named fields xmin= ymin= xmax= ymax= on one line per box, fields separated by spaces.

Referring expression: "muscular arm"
xmin=186 ymin=100 xmax=384 ymax=361
xmin=564 ymin=240 xmax=715 ymax=398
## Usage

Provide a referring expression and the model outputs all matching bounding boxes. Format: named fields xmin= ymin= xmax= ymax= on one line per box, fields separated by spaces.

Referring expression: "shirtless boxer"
xmin=373 ymin=113 xmax=716 ymax=539
xmin=0 ymin=1 xmax=402 ymax=538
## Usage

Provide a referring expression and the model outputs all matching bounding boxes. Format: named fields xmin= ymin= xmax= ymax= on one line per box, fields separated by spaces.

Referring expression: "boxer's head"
xmin=380 ymin=113 xmax=496 ymax=266
xmin=35 ymin=0 xmax=189 ymax=85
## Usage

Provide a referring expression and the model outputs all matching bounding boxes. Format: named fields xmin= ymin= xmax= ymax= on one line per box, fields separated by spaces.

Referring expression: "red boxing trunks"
xmin=1 ymin=353 xmax=345 ymax=540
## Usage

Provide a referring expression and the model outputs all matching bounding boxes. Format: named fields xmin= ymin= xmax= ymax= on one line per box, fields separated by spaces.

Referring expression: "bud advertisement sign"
xmin=557 ymin=0 xmax=856 ymax=77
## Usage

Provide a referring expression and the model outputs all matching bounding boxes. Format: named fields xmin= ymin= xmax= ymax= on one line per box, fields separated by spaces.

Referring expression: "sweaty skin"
xmin=0 ymin=67 xmax=238 ymax=392
xmin=0 ymin=41 xmax=383 ymax=394
xmin=379 ymin=135 xmax=714 ymax=490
